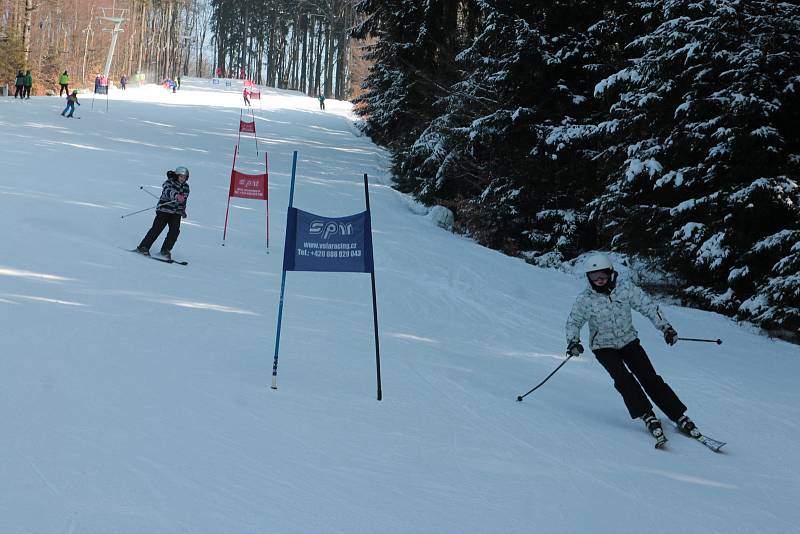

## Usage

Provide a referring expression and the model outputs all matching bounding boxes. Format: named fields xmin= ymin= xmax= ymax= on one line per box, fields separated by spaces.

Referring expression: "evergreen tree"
xmin=592 ymin=0 xmax=800 ymax=332
xmin=353 ymin=0 xmax=465 ymax=152
xmin=401 ymin=1 xmax=626 ymax=255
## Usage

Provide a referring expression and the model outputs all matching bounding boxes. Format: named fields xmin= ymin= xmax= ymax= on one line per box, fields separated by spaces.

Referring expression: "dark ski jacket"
xmin=157 ymin=172 xmax=190 ymax=215
xmin=15 ymin=73 xmax=25 ymax=86
xmin=24 ymin=72 xmax=32 ymax=87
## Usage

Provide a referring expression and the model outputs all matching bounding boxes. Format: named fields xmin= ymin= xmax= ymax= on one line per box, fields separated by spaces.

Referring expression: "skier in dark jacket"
xmin=23 ymin=70 xmax=32 ymax=98
xmin=14 ymin=71 xmax=25 ymax=98
xmin=60 ymin=90 xmax=80 ymax=117
xmin=565 ymin=253 xmax=702 ymax=446
xmin=318 ymin=94 xmax=325 ymax=110
xmin=137 ymin=166 xmax=190 ymax=260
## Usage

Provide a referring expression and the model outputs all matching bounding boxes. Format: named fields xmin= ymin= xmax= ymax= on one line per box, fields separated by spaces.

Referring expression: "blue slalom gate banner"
xmin=272 ymin=151 xmax=383 ymax=400
xmin=283 ymin=208 xmax=374 ymax=273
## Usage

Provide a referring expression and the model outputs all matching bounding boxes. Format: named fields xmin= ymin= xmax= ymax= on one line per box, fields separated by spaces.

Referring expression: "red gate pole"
xmin=222 ymin=144 xmax=239 ymax=245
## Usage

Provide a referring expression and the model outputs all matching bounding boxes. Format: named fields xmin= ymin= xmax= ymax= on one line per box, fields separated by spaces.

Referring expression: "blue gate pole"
xmin=271 ymin=150 xmax=298 ymax=389
xmin=364 ymin=173 xmax=383 ymax=401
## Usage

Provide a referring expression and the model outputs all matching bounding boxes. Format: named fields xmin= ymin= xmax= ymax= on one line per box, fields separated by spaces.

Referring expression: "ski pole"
xmin=140 ymin=185 xmax=160 ymax=200
xmin=516 ymin=354 xmax=574 ymax=402
xmin=677 ymin=337 xmax=722 ymax=345
xmin=120 ymin=200 xmax=176 ymax=219
xmin=120 ymin=204 xmax=161 ymax=218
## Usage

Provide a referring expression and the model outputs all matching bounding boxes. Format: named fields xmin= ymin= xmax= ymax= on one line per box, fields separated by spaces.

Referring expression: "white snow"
xmin=1 ymin=78 xmax=799 ymax=534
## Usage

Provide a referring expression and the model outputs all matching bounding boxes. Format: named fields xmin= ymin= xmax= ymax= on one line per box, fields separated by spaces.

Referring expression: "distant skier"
xmin=14 ymin=71 xmax=24 ymax=98
xmin=565 ymin=254 xmax=700 ymax=446
xmin=136 ymin=166 xmax=190 ymax=260
xmin=243 ymin=88 xmax=251 ymax=107
xmin=60 ymin=90 xmax=80 ymax=118
xmin=318 ymin=94 xmax=325 ymax=110
xmin=59 ymin=70 xmax=70 ymax=96
xmin=23 ymin=70 xmax=32 ymax=98
xmin=120 ymin=74 xmax=127 ymax=90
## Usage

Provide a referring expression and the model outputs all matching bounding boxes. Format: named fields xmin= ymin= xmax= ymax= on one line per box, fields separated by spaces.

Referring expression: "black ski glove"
xmin=664 ymin=326 xmax=678 ymax=346
xmin=567 ymin=341 xmax=584 ymax=357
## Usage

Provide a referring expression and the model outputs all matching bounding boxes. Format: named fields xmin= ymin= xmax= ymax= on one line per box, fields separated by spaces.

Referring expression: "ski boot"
xmin=136 ymin=246 xmax=150 ymax=256
xmin=675 ymin=415 xmax=702 ymax=439
xmin=642 ymin=411 xmax=668 ymax=449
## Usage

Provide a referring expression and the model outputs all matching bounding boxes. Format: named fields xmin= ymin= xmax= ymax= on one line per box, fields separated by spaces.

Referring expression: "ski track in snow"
xmin=0 ymin=78 xmax=798 ymax=534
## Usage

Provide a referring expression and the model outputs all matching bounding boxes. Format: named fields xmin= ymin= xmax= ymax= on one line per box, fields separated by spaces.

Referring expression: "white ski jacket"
xmin=566 ymin=279 xmax=671 ymax=351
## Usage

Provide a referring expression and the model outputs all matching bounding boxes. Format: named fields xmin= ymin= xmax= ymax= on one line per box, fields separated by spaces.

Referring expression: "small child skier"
xmin=60 ymin=90 xmax=80 ymax=118
xmin=136 ymin=166 xmax=190 ymax=260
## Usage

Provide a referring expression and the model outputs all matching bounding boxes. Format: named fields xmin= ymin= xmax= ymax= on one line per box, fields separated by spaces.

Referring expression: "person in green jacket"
xmin=23 ymin=70 xmax=32 ymax=99
xmin=14 ymin=71 xmax=24 ymax=98
xmin=59 ymin=71 xmax=70 ymax=96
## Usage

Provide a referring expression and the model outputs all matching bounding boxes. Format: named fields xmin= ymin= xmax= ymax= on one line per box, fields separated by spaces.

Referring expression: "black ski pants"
xmin=60 ymin=84 xmax=69 ymax=96
xmin=14 ymin=85 xmax=23 ymax=98
xmin=139 ymin=211 xmax=181 ymax=253
xmin=593 ymin=339 xmax=686 ymax=421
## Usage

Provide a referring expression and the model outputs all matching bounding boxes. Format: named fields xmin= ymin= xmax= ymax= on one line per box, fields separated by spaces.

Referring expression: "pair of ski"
xmin=131 ymin=249 xmax=188 ymax=265
xmin=652 ymin=425 xmax=725 ymax=452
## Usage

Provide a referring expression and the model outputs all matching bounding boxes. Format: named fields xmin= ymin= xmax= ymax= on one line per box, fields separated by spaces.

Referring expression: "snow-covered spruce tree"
xmin=591 ymin=0 xmax=800 ymax=333
xmin=400 ymin=1 xmax=628 ymax=257
xmin=352 ymin=0 xmax=466 ymax=157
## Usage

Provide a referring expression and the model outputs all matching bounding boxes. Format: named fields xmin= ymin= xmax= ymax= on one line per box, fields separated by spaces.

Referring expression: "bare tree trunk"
xmin=164 ymin=1 xmax=173 ymax=78
xmin=22 ymin=0 xmax=34 ymax=65
xmin=299 ymin=15 xmax=308 ymax=93
xmin=313 ymin=21 xmax=323 ymax=96
xmin=324 ymin=22 xmax=333 ymax=97
xmin=137 ymin=2 xmax=146 ymax=74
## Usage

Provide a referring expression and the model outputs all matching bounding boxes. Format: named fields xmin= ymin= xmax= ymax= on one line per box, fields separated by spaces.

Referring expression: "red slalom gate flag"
xmin=238 ymin=109 xmax=259 ymax=154
xmin=223 ymin=146 xmax=270 ymax=248
xmin=250 ymin=90 xmax=261 ymax=100
xmin=230 ymin=169 xmax=267 ymax=200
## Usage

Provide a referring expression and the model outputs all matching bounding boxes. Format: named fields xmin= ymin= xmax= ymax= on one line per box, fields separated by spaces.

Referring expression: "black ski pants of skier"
xmin=60 ymin=84 xmax=69 ymax=96
xmin=593 ymin=339 xmax=687 ymax=422
xmin=14 ymin=85 xmax=23 ymax=98
xmin=139 ymin=211 xmax=181 ymax=253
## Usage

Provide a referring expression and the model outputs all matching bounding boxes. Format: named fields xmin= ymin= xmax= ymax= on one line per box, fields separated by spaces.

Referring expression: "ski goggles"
xmin=587 ymin=270 xmax=611 ymax=282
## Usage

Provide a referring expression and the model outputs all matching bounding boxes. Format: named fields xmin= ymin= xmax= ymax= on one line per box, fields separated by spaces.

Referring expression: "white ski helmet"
xmin=174 ymin=166 xmax=189 ymax=178
xmin=584 ymin=253 xmax=613 ymax=273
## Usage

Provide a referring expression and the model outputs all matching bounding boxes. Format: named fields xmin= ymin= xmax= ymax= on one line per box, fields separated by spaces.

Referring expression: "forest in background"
xmin=3 ymin=0 xmax=798 ymax=339
xmin=0 ymin=0 xmax=365 ymax=98
xmin=353 ymin=0 xmax=800 ymax=338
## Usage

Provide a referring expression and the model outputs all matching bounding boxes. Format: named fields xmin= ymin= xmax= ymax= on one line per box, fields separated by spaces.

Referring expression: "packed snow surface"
xmin=1 ymin=79 xmax=798 ymax=533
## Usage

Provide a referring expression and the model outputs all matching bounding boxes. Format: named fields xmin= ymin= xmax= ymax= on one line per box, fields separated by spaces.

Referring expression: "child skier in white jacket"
xmin=565 ymin=254 xmax=699 ymax=445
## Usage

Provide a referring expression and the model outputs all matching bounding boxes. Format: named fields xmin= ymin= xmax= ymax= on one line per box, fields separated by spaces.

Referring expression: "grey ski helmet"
xmin=584 ymin=253 xmax=613 ymax=273
xmin=584 ymin=253 xmax=616 ymax=293
xmin=174 ymin=166 xmax=189 ymax=179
